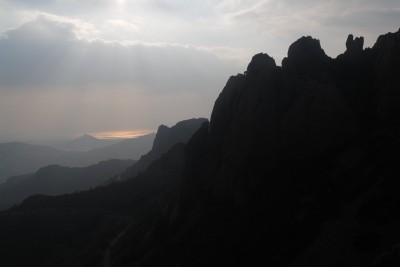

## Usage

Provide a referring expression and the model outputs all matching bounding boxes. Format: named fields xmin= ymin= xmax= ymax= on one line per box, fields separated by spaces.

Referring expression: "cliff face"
xmin=121 ymin=29 xmax=400 ymax=266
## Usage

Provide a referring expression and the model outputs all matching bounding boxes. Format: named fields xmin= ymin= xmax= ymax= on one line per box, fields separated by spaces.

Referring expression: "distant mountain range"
xmin=55 ymin=134 xmax=119 ymax=151
xmin=0 ymin=118 xmax=206 ymax=209
xmin=0 ymin=134 xmax=155 ymax=183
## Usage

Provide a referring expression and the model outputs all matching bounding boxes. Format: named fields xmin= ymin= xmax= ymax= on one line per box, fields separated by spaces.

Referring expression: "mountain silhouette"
xmin=0 ymin=29 xmax=399 ymax=266
xmin=111 ymin=29 xmax=400 ymax=266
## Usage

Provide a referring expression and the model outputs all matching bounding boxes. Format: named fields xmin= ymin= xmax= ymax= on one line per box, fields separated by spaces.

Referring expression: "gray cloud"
xmin=0 ymin=15 xmax=241 ymax=92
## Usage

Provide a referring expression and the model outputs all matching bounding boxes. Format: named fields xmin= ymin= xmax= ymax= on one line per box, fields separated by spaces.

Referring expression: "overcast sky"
xmin=0 ymin=0 xmax=398 ymax=143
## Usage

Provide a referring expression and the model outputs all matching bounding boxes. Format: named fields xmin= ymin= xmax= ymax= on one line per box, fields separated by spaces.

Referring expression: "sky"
xmin=0 ymin=0 xmax=398 ymax=143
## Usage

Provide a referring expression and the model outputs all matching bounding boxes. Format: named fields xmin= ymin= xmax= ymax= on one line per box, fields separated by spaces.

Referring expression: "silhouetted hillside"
xmin=0 ymin=29 xmax=399 ymax=267
xmin=0 ymin=159 xmax=135 ymax=210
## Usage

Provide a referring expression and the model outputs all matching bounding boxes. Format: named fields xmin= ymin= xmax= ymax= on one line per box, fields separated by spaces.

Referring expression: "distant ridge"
xmin=0 ymin=134 xmax=155 ymax=183
xmin=56 ymin=134 xmax=118 ymax=152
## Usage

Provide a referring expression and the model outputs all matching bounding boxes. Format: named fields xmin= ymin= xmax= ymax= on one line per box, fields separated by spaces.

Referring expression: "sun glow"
xmin=116 ymin=0 xmax=125 ymax=7
xmin=90 ymin=129 xmax=155 ymax=140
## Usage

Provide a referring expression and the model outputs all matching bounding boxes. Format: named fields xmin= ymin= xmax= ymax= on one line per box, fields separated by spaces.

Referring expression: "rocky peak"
xmin=153 ymin=125 xmax=169 ymax=149
xmin=151 ymin=118 xmax=208 ymax=153
xmin=283 ymin=36 xmax=330 ymax=76
xmin=246 ymin=53 xmax=276 ymax=76
xmin=345 ymin=34 xmax=364 ymax=54
xmin=287 ymin=36 xmax=328 ymax=63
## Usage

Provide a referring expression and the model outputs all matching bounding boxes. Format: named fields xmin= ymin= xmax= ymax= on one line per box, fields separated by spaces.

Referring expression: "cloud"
xmin=105 ymin=19 xmax=140 ymax=33
xmin=0 ymin=14 xmax=242 ymax=92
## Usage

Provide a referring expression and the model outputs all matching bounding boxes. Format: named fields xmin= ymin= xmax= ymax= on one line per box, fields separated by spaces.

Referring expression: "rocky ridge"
xmin=112 ymin=29 xmax=400 ymax=266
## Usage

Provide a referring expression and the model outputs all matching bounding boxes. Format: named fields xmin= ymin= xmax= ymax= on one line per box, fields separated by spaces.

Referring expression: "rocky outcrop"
xmin=246 ymin=53 xmax=276 ymax=76
xmin=346 ymin=34 xmax=364 ymax=55
xmin=121 ymin=29 xmax=400 ymax=266
xmin=282 ymin=36 xmax=331 ymax=78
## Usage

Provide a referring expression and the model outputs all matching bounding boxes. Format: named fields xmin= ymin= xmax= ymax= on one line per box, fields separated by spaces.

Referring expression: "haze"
xmin=0 ymin=0 xmax=398 ymax=143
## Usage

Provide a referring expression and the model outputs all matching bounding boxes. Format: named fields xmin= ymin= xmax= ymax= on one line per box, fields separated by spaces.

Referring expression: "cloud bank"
xmin=0 ymin=14 xmax=240 ymax=91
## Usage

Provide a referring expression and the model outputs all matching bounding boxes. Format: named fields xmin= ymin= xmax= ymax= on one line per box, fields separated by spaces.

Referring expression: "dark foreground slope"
xmin=0 ymin=29 xmax=399 ymax=267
